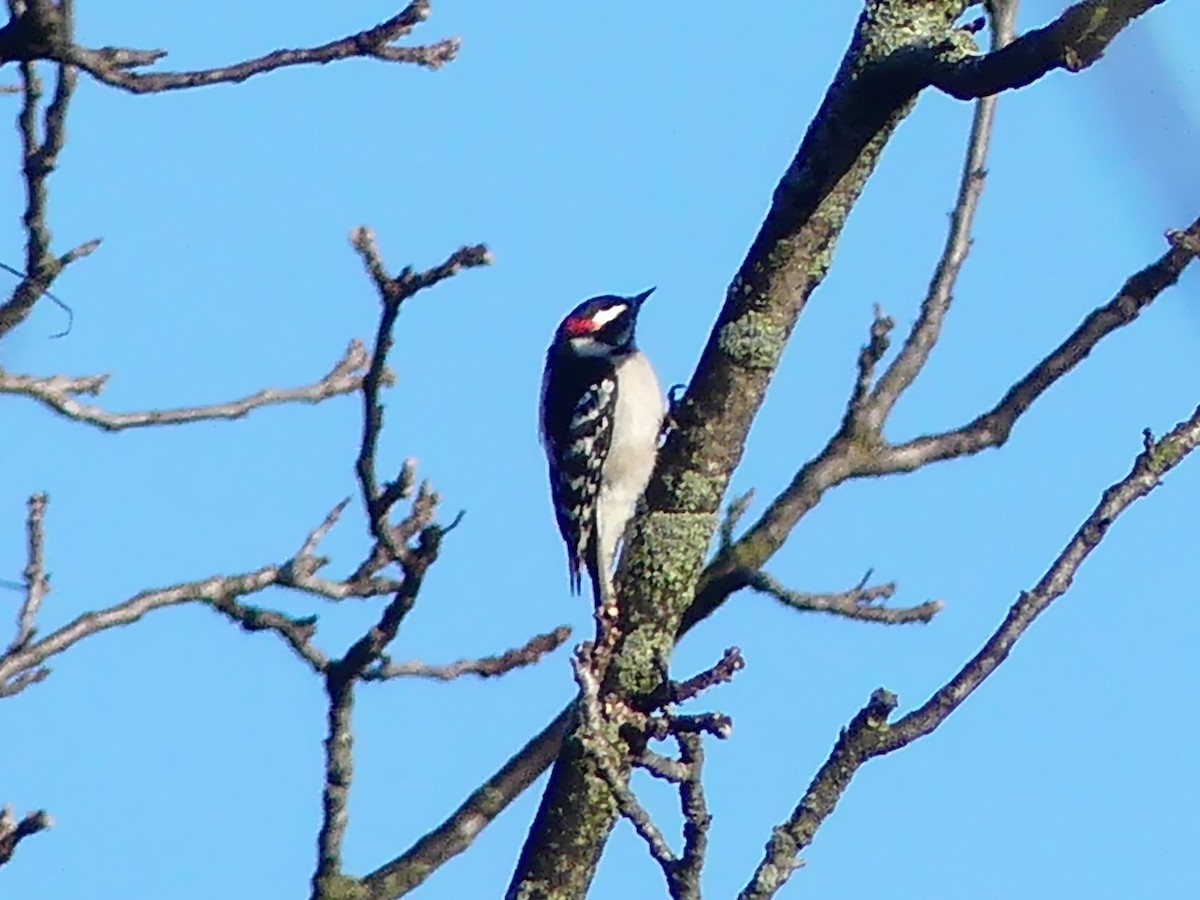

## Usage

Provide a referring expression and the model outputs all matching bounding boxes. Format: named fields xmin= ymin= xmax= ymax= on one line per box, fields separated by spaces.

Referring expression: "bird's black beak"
xmin=631 ymin=286 xmax=656 ymax=306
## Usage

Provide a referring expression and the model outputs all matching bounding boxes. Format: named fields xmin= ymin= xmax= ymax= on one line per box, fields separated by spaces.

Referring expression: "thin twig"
xmin=50 ymin=2 xmax=460 ymax=94
xmin=7 ymin=493 xmax=48 ymax=654
xmin=0 ymin=341 xmax=370 ymax=431
xmin=868 ymin=5 xmax=1016 ymax=427
xmin=363 ymin=626 xmax=572 ymax=681
xmin=749 ymin=570 xmax=943 ymax=626
xmin=0 ymin=57 xmax=92 ymax=340
xmin=0 ymin=501 xmax=389 ymax=696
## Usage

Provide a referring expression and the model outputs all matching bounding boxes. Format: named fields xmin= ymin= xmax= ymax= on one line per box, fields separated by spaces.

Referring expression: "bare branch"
xmin=0 ymin=2 xmax=460 ymax=95
xmin=667 ymin=647 xmax=745 ymax=706
xmin=868 ymin=7 xmax=1016 ymax=427
xmin=671 ymin=733 xmax=711 ymax=900
xmin=207 ymin=598 xmax=327 ymax=675
xmin=738 ymin=404 xmax=1200 ymax=898
xmin=0 ymin=500 xmax=390 ymax=696
xmin=0 ymin=805 xmax=51 ymax=867
xmin=691 ymin=212 xmax=1200 ymax=635
xmin=748 ymin=570 xmax=943 ymax=626
xmin=350 ymin=228 xmax=490 ymax=559
xmin=360 ymin=708 xmax=573 ymax=900
xmin=7 ymin=493 xmax=48 ymax=654
xmin=927 ymin=1 xmax=1167 ymax=101
xmin=0 ymin=341 xmax=370 ymax=431
xmin=0 ymin=56 xmax=93 ymax=339
xmin=842 ymin=305 xmax=894 ymax=435
xmin=880 ymin=215 xmax=1200 ymax=473
xmin=363 ymin=626 xmax=572 ymax=682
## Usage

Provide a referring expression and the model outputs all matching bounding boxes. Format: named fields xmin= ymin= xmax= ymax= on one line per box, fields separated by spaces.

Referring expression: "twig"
xmin=572 ymin=650 xmax=680 ymax=876
xmin=207 ymin=599 xmax=327 ymax=674
xmin=718 ymin=489 xmax=756 ymax=550
xmin=7 ymin=493 xmax=48 ymax=654
xmin=362 ymin=626 xmax=572 ymax=681
xmin=879 ymin=214 xmax=1200 ymax=473
xmin=748 ymin=570 xmax=943 ymax=626
xmin=0 ymin=1 xmax=461 ymax=95
xmin=0 ymin=805 xmax=51 ymax=867
xmin=868 ymin=5 xmax=1016 ymax=428
xmin=310 ymin=233 xmax=488 ymax=898
xmin=0 ymin=341 xmax=370 ymax=431
xmin=842 ymin=305 xmax=894 ymax=434
xmin=671 ymin=733 xmax=711 ymax=900
xmin=349 ymin=227 xmax=490 ymax=560
xmin=0 ymin=501 xmax=389 ymax=697
xmin=737 ymin=404 xmax=1200 ymax=899
xmin=668 ymin=647 xmax=745 ymax=705
xmin=0 ymin=55 xmax=94 ymax=339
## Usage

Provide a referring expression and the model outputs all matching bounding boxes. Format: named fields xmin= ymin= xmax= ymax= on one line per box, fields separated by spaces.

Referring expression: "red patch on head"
xmin=564 ymin=316 xmax=598 ymax=336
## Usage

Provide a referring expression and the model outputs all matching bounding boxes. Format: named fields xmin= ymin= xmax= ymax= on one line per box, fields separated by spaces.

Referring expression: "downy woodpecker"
xmin=539 ymin=289 xmax=665 ymax=609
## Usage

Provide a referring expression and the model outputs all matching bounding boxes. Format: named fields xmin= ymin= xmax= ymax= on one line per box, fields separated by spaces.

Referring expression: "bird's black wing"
xmin=540 ymin=350 xmax=617 ymax=597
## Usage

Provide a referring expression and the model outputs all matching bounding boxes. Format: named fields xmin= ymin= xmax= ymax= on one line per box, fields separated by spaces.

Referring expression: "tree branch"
xmin=360 ymin=708 xmax=573 ymax=900
xmin=310 ymin=233 xmax=489 ymax=900
xmin=6 ymin=492 xmax=47 ymax=655
xmin=0 ymin=497 xmax=393 ymax=697
xmin=927 ymin=0 xmax=1167 ymax=101
xmin=748 ymin=570 xmax=943 ymax=626
xmin=507 ymin=4 xmax=958 ymax=891
xmin=738 ymin=404 xmax=1200 ymax=898
xmin=692 ymin=212 xmax=1200 ymax=636
xmin=362 ymin=626 xmax=572 ymax=682
xmin=868 ymin=4 xmax=1016 ymax=426
xmin=0 ymin=805 xmax=50 ymax=867
xmin=0 ymin=49 xmax=97 ymax=339
xmin=879 ymin=216 xmax=1200 ymax=473
xmin=0 ymin=341 xmax=370 ymax=431
xmin=0 ymin=2 xmax=458 ymax=95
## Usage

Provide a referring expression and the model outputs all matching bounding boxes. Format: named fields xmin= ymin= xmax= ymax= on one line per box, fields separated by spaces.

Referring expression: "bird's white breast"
xmin=595 ymin=350 xmax=665 ymax=567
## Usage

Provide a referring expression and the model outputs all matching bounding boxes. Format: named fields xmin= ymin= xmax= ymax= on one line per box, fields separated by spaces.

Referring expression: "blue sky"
xmin=3 ymin=2 xmax=1199 ymax=898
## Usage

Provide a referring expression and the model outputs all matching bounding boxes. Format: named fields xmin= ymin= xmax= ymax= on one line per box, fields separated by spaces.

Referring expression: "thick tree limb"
xmin=507 ymin=5 xmax=960 ymax=892
xmin=0 ymin=1 xmax=458 ymax=95
xmin=0 ymin=341 xmax=370 ymax=431
xmin=0 ymin=805 xmax=50 ymax=867
xmin=738 ymin=404 xmax=1200 ymax=898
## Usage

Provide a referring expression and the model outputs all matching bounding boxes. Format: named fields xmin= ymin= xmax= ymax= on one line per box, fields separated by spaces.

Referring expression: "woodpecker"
xmin=540 ymin=289 xmax=665 ymax=609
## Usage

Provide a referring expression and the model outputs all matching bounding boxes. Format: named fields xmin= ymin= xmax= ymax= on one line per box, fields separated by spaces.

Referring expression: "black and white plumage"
xmin=539 ymin=289 xmax=665 ymax=608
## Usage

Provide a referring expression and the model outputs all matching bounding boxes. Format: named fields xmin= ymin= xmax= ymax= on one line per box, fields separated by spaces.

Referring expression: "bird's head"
xmin=554 ymin=288 xmax=654 ymax=357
